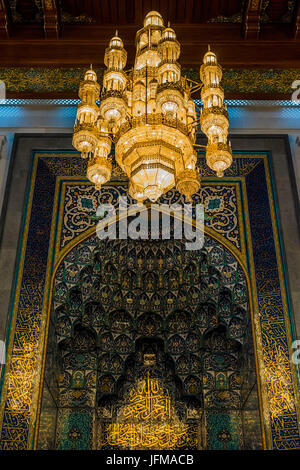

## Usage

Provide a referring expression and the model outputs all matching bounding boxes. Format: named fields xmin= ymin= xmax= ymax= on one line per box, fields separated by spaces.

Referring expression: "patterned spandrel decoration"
xmin=0 ymin=152 xmax=299 ymax=450
xmin=60 ymin=183 xmax=240 ymax=250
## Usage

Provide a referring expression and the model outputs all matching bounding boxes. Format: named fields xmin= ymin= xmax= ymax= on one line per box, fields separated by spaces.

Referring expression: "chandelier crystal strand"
xmin=72 ymin=67 xmax=113 ymax=190
xmin=72 ymin=11 xmax=232 ymax=200
xmin=73 ymin=68 xmax=100 ymax=158
xmin=200 ymin=47 xmax=233 ymax=177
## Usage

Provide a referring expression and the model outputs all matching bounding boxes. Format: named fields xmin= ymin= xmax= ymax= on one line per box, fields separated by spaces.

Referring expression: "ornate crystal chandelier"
xmin=72 ymin=11 xmax=232 ymax=202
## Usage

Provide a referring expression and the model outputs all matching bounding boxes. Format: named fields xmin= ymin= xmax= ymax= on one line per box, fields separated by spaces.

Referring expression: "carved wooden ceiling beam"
xmin=42 ymin=0 xmax=60 ymax=39
xmin=242 ymin=0 xmax=263 ymax=39
xmin=293 ymin=0 xmax=300 ymax=38
xmin=134 ymin=0 xmax=143 ymax=26
xmin=0 ymin=0 xmax=10 ymax=39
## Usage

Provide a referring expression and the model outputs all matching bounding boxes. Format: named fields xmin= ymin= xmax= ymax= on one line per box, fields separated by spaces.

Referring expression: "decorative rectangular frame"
xmin=0 ymin=147 xmax=299 ymax=449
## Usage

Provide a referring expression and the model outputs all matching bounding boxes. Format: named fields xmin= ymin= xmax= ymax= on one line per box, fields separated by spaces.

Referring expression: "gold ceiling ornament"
xmin=73 ymin=11 xmax=232 ymax=202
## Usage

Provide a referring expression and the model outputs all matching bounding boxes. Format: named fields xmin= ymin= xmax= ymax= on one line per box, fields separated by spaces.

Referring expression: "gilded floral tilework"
xmin=0 ymin=67 xmax=299 ymax=95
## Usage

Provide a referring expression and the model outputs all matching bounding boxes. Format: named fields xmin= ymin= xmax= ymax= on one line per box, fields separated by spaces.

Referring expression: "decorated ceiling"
xmin=0 ymin=0 xmax=299 ymax=97
xmin=5 ymin=0 xmax=299 ymax=25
